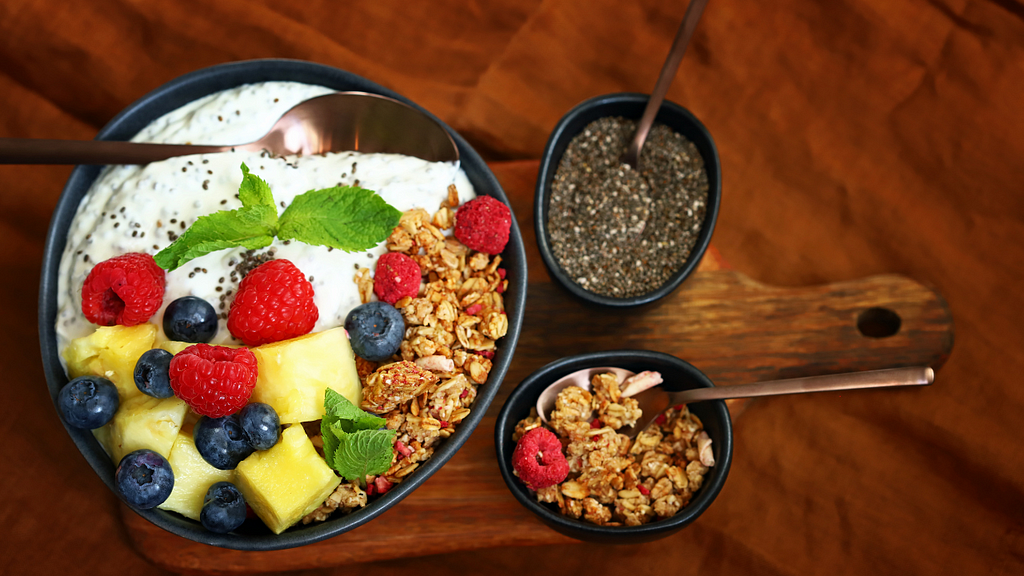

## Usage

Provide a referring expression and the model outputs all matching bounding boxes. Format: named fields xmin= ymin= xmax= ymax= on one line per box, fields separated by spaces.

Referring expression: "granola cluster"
xmin=513 ymin=372 xmax=714 ymax=527
xmin=304 ymin=186 xmax=510 ymax=524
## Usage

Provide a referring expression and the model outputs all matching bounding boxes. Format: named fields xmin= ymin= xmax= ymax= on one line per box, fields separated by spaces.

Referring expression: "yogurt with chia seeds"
xmin=56 ymin=81 xmax=474 ymax=355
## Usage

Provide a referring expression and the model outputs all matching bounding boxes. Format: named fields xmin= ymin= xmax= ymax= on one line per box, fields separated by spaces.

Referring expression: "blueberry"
xmin=344 ymin=301 xmax=404 ymax=361
xmin=115 ymin=449 xmax=174 ymax=509
xmin=238 ymin=403 xmax=280 ymax=450
xmin=200 ymin=481 xmax=247 ymax=534
xmin=58 ymin=375 xmax=119 ymax=429
xmin=133 ymin=348 xmax=174 ymax=398
xmin=193 ymin=415 xmax=254 ymax=470
xmin=163 ymin=296 xmax=218 ymax=343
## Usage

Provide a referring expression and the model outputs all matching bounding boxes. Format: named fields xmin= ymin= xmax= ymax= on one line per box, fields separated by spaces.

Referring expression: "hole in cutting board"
xmin=857 ymin=307 xmax=901 ymax=338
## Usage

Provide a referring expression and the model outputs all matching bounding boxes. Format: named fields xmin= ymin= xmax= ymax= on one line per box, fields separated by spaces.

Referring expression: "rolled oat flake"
xmin=547 ymin=117 xmax=709 ymax=298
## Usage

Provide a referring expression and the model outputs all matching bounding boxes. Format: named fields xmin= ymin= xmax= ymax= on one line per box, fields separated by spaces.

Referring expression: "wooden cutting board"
xmin=123 ymin=160 xmax=953 ymax=573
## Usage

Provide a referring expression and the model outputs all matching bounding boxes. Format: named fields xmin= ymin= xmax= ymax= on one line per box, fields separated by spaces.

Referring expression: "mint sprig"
xmin=154 ymin=164 xmax=402 ymax=271
xmin=321 ymin=389 xmax=396 ymax=483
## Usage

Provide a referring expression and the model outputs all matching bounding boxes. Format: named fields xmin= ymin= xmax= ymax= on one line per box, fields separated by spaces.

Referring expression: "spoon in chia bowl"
xmin=621 ymin=0 xmax=710 ymax=171
xmin=537 ymin=365 xmax=934 ymax=439
xmin=0 ymin=92 xmax=459 ymax=165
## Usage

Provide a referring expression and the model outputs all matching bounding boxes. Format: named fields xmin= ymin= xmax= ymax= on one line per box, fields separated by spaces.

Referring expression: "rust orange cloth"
xmin=1 ymin=0 xmax=1022 ymax=574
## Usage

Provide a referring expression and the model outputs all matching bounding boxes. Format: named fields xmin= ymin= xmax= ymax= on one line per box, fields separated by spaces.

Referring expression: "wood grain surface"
xmin=122 ymin=160 xmax=954 ymax=574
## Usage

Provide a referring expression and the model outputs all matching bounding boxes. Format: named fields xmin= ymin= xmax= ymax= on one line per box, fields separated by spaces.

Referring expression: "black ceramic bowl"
xmin=495 ymin=350 xmax=732 ymax=543
xmin=534 ymin=93 xmax=722 ymax=307
xmin=38 ymin=59 xmax=528 ymax=550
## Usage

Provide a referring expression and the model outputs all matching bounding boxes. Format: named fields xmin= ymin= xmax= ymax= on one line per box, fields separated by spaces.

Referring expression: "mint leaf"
xmin=238 ymin=163 xmax=276 ymax=212
xmin=321 ymin=389 xmax=395 ymax=482
xmin=324 ymin=388 xmax=385 ymax=431
xmin=321 ymin=418 xmax=341 ymax=466
xmin=331 ymin=428 xmax=396 ymax=481
xmin=277 ymin=186 xmax=401 ymax=252
xmin=153 ymin=205 xmax=277 ymax=271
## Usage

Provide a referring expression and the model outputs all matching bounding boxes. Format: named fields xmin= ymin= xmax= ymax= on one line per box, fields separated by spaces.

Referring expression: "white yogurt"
xmin=56 ymin=82 xmax=474 ymax=355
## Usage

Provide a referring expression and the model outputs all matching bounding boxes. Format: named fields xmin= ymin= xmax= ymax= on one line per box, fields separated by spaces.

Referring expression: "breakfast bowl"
xmin=534 ymin=93 xmax=722 ymax=307
xmin=38 ymin=59 xmax=527 ymax=550
xmin=495 ymin=350 xmax=732 ymax=543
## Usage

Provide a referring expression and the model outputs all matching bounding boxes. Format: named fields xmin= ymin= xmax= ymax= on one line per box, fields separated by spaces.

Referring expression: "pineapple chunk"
xmin=250 ymin=327 xmax=362 ymax=423
xmin=63 ymin=324 xmax=157 ymax=401
xmin=158 ymin=431 xmax=235 ymax=520
xmin=158 ymin=341 xmax=193 ymax=355
xmin=95 ymin=394 xmax=189 ymax=463
xmin=235 ymin=425 xmax=341 ymax=534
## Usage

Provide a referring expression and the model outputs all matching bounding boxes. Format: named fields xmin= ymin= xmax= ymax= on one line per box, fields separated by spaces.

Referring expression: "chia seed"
xmin=232 ymin=248 xmax=277 ymax=279
xmin=547 ymin=117 xmax=709 ymax=298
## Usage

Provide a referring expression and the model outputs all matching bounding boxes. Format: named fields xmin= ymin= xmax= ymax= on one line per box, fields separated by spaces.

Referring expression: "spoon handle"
xmin=622 ymin=0 xmax=711 ymax=169
xmin=0 ymin=138 xmax=232 ymax=165
xmin=673 ymin=367 xmax=935 ymax=404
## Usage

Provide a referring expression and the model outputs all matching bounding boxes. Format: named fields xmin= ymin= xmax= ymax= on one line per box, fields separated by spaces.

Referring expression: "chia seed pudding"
xmin=546 ymin=117 xmax=709 ymax=298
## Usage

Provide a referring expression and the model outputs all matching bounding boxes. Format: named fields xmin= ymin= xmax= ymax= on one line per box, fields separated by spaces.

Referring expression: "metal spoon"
xmin=621 ymin=0 xmax=710 ymax=170
xmin=0 ymin=92 xmax=459 ymax=165
xmin=537 ymin=366 xmax=934 ymax=439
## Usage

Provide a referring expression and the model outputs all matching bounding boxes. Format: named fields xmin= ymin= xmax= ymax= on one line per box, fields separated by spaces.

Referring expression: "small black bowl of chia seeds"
xmin=535 ymin=93 xmax=721 ymax=307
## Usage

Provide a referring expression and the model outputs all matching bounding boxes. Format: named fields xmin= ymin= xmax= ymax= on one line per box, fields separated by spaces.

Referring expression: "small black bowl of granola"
xmin=495 ymin=350 xmax=732 ymax=543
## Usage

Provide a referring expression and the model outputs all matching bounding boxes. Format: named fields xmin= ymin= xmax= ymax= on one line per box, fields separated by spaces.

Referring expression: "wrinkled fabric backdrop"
xmin=1 ymin=0 xmax=1022 ymax=574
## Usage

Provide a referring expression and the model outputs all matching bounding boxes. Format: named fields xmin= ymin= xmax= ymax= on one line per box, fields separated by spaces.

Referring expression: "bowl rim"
xmin=533 ymin=92 xmax=722 ymax=308
xmin=37 ymin=58 xmax=528 ymax=550
xmin=495 ymin=349 xmax=733 ymax=539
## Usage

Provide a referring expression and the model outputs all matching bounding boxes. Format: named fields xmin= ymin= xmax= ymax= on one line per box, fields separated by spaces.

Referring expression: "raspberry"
xmin=169 ymin=344 xmax=258 ymax=418
xmin=511 ymin=427 xmax=569 ymax=491
xmin=373 ymin=252 xmax=421 ymax=305
xmin=81 ymin=252 xmax=165 ymax=326
xmin=227 ymin=259 xmax=318 ymax=346
xmin=454 ymin=196 xmax=512 ymax=255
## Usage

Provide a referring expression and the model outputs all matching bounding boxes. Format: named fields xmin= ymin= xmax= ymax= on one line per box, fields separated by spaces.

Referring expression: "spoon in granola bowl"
xmin=0 ymin=92 xmax=459 ymax=164
xmin=537 ymin=366 xmax=934 ymax=439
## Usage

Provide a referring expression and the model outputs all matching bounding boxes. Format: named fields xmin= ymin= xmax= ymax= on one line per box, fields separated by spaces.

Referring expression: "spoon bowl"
xmin=0 ymin=92 xmax=459 ymax=164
